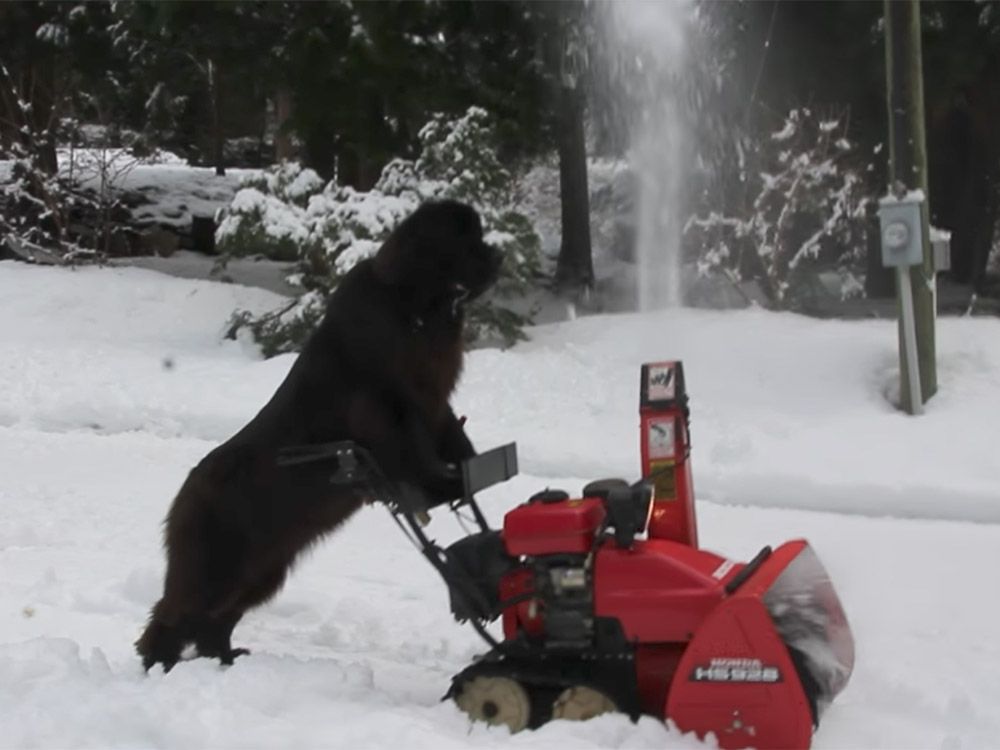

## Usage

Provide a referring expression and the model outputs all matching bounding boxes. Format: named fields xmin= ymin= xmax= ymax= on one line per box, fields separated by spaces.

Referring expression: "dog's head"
xmin=372 ymin=200 xmax=502 ymax=317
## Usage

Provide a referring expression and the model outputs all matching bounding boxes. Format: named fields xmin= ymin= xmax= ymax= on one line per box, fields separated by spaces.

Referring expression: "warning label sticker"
xmin=647 ymin=363 xmax=676 ymax=402
xmin=647 ymin=417 xmax=675 ymax=460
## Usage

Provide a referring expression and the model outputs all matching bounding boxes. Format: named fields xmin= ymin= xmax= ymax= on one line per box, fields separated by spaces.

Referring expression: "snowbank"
xmin=0 ymin=152 xmax=257 ymax=231
xmin=1 ymin=261 xmax=999 ymax=748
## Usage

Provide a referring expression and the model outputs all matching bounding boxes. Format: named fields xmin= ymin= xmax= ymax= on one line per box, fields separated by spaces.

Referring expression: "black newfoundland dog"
xmin=137 ymin=200 xmax=501 ymax=672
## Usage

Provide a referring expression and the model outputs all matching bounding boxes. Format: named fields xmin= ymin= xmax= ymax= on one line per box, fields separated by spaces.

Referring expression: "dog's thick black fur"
xmin=136 ymin=200 xmax=501 ymax=672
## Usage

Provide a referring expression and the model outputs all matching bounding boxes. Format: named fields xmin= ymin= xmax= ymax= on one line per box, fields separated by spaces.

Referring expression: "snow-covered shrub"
xmin=222 ymin=107 xmax=542 ymax=355
xmin=684 ymin=108 xmax=872 ymax=306
xmin=215 ymin=162 xmax=325 ymax=261
xmin=0 ymin=149 xmax=106 ymax=263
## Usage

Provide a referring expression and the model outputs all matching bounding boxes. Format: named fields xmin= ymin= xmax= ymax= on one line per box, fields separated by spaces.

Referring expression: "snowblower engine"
xmin=322 ymin=361 xmax=854 ymax=750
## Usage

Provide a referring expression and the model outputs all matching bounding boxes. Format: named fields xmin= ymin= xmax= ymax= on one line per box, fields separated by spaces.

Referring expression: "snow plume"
xmin=594 ymin=0 xmax=694 ymax=310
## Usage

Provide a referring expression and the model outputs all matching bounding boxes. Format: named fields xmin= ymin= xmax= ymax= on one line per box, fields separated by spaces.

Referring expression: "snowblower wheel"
xmin=454 ymin=676 xmax=531 ymax=733
xmin=551 ymin=686 xmax=618 ymax=722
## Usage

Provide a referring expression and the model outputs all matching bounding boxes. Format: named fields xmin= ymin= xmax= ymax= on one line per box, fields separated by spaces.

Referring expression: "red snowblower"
xmin=311 ymin=361 xmax=854 ymax=749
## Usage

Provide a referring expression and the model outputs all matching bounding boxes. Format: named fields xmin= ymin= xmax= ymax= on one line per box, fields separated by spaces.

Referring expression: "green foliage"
xmin=110 ymin=2 xmax=273 ymax=152
xmin=5 ymin=1 xmax=559 ymax=186
xmin=225 ymin=292 xmax=327 ymax=359
xmin=223 ymin=108 xmax=542 ymax=355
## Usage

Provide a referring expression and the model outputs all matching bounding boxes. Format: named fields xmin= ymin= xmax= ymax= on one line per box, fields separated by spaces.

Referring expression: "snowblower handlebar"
xmin=276 ymin=440 xmax=523 ymax=650
xmin=276 ymin=440 xmax=519 ymax=514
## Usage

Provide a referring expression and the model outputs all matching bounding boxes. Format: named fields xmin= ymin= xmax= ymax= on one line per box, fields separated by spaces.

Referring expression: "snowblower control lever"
xmin=461 ymin=442 xmax=519 ymax=497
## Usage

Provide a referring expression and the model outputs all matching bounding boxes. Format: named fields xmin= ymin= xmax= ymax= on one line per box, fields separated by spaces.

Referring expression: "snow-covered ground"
xmin=1 ymin=261 xmax=999 ymax=749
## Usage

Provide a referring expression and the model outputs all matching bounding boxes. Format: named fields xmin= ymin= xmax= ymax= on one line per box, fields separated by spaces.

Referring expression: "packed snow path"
xmin=1 ymin=262 xmax=998 ymax=748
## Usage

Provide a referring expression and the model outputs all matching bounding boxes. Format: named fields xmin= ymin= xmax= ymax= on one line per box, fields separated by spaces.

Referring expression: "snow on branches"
xmin=684 ymin=107 xmax=872 ymax=306
xmin=220 ymin=107 xmax=542 ymax=356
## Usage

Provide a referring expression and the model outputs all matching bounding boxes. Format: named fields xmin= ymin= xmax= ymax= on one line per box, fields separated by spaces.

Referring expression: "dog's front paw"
xmin=136 ymin=618 xmax=184 ymax=674
xmin=219 ymin=647 xmax=251 ymax=666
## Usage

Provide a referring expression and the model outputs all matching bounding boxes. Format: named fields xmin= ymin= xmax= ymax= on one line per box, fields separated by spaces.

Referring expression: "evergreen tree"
xmin=111 ymin=1 xmax=284 ymax=173
xmin=0 ymin=2 xmax=125 ymax=259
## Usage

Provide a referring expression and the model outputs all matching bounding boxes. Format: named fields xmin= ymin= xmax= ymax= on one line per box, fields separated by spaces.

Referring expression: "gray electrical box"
xmin=878 ymin=195 xmax=924 ymax=268
xmin=931 ymin=226 xmax=951 ymax=273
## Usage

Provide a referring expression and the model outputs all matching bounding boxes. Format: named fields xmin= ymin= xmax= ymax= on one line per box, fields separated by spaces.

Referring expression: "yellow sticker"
xmin=650 ymin=459 xmax=676 ymax=500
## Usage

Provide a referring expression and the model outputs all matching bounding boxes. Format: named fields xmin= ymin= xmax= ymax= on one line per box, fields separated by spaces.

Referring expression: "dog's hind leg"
xmin=194 ymin=562 xmax=291 ymax=667
xmin=193 ymin=610 xmax=248 ymax=665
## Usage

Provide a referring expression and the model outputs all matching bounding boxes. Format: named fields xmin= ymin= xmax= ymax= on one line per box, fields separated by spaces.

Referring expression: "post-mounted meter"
xmin=877 ymin=193 xmax=924 ymax=268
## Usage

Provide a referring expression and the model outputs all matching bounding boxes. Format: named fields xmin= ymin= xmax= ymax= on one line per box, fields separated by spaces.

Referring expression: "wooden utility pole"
xmin=884 ymin=0 xmax=937 ymax=409
xmin=550 ymin=0 xmax=594 ymax=291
